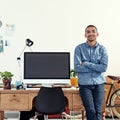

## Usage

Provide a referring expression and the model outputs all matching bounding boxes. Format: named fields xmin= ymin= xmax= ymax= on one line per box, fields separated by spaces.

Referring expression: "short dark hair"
xmin=85 ymin=25 xmax=98 ymax=32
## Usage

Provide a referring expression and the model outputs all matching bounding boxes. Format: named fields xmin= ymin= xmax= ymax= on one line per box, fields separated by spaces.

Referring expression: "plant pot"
xmin=70 ymin=77 xmax=78 ymax=88
xmin=2 ymin=79 xmax=11 ymax=89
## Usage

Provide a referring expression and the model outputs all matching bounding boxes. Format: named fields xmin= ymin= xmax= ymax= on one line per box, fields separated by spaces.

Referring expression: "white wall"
xmin=0 ymin=0 xmax=120 ymax=83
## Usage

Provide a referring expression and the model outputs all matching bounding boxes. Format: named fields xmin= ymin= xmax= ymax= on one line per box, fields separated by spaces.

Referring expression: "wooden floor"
xmin=4 ymin=111 xmax=119 ymax=120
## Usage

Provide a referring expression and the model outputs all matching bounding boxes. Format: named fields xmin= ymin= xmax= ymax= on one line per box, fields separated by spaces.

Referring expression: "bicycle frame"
xmin=105 ymin=82 xmax=114 ymax=107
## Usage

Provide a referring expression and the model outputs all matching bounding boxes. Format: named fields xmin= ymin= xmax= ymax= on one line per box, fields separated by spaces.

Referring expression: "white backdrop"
xmin=0 ymin=0 xmax=120 ymax=83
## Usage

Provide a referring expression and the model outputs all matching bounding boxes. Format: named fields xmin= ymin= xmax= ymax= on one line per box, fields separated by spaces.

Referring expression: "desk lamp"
xmin=17 ymin=39 xmax=33 ymax=61
xmin=16 ymin=39 xmax=33 ymax=89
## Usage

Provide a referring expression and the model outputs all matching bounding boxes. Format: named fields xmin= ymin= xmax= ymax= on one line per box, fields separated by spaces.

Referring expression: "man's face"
xmin=85 ymin=27 xmax=98 ymax=42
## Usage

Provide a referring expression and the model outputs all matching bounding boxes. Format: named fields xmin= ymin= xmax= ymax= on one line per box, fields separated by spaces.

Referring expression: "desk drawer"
xmin=73 ymin=93 xmax=84 ymax=110
xmin=0 ymin=93 xmax=29 ymax=111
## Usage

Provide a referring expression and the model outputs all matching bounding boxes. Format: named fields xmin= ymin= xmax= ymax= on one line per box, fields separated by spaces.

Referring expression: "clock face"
xmin=0 ymin=20 xmax=2 ymax=27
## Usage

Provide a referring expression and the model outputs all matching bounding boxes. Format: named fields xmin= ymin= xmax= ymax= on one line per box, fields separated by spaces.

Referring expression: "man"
xmin=74 ymin=25 xmax=108 ymax=120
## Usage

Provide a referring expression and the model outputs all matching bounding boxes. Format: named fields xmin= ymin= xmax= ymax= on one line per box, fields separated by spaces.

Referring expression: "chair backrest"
xmin=35 ymin=86 xmax=66 ymax=115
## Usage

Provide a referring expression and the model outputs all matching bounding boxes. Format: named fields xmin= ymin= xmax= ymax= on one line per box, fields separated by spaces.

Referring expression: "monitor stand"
xmin=27 ymin=83 xmax=42 ymax=88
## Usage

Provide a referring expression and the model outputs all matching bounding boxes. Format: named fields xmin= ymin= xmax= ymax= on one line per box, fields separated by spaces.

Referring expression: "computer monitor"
xmin=23 ymin=52 xmax=70 ymax=85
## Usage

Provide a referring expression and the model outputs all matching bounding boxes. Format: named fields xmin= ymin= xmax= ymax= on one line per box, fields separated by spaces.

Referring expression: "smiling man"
xmin=74 ymin=25 xmax=108 ymax=120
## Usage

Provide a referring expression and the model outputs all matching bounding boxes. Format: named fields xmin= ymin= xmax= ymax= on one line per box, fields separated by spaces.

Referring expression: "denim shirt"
xmin=74 ymin=42 xmax=108 ymax=85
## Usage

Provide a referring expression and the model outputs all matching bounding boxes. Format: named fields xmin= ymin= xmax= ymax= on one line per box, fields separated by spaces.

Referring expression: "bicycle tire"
xmin=110 ymin=89 xmax=120 ymax=118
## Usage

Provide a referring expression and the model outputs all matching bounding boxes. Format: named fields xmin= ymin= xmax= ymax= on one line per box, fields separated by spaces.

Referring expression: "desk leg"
xmin=81 ymin=110 xmax=84 ymax=120
xmin=0 ymin=111 xmax=4 ymax=120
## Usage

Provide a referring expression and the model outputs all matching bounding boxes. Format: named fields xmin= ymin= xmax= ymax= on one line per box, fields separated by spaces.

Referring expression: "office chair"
xmin=34 ymin=86 xmax=66 ymax=120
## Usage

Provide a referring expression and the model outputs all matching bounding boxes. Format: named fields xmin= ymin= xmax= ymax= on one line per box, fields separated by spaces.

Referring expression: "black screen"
xmin=24 ymin=52 xmax=70 ymax=79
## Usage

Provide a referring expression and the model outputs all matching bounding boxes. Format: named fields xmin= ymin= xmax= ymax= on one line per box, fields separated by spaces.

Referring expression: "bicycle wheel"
xmin=110 ymin=89 xmax=120 ymax=118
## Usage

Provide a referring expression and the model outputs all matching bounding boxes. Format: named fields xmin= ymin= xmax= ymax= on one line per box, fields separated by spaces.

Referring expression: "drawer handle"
xmin=13 ymin=94 xmax=16 ymax=97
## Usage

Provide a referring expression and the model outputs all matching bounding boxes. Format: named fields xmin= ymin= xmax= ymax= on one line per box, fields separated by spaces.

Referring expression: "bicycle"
xmin=105 ymin=75 xmax=120 ymax=119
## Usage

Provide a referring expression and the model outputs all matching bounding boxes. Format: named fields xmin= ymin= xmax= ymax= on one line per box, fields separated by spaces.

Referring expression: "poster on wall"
xmin=0 ymin=40 xmax=4 ymax=52
xmin=4 ymin=24 xmax=15 ymax=37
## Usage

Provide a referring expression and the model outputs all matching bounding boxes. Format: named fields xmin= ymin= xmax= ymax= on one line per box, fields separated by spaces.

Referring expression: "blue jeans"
xmin=79 ymin=84 xmax=104 ymax=120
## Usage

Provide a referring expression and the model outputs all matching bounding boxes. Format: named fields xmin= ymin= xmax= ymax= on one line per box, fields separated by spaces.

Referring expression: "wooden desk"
xmin=0 ymin=88 xmax=105 ymax=120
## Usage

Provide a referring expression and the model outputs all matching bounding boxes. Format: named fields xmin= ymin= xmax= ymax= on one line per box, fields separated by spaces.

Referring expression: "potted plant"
xmin=0 ymin=71 xmax=14 ymax=89
xmin=70 ymin=69 xmax=78 ymax=87
xmin=70 ymin=69 xmax=78 ymax=78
